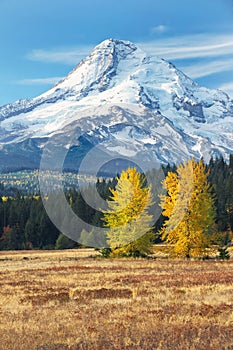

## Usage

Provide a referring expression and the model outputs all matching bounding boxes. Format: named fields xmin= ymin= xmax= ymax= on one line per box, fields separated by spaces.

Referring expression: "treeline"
xmin=0 ymin=156 xmax=233 ymax=250
xmin=0 ymin=178 xmax=116 ymax=250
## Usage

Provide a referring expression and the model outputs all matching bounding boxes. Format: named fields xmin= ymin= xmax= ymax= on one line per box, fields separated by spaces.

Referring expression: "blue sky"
xmin=0 ymin=0 xmax=233 ymax=106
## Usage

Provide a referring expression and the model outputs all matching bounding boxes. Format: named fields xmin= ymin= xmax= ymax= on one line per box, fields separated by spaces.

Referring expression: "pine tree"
xmin=160 ymin=159 xmax=216 ymax=258
xmin=55 ymin=233 xmax=77 ymax=250
xmin=103 ymin=167 xmax=154 ymax=256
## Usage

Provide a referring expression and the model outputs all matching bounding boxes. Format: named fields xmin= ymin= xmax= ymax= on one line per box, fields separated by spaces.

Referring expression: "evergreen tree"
xmin=79 ymin=228 xmax=107 ymax=248
xmin=55 ymin=233 xmax=77 ymax=250
xmin=207 ymin=156 xmax=228 ymax=231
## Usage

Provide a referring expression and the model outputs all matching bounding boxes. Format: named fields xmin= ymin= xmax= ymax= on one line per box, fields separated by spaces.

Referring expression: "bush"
xmin=217 ymin=246 xmax=230 ymax=260
xmin=99 ymin=247 xmax=112 ymax=258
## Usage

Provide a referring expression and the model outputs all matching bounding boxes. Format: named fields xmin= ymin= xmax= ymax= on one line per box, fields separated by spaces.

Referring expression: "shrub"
xmin=217 ymin=246 xmax=230 ymax=260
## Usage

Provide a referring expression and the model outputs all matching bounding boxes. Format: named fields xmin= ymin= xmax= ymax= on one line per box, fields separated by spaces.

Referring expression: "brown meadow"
xmin=0 ymin=249 xmax=232 ymax=350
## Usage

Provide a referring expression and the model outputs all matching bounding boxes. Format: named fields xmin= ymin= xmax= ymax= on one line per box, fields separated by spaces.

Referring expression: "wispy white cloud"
xmin=17 ymin=77 xmax=64 ymax=85
xmin=180 ymin=58 xmax=233 ymax=79
xmin=139 ymin=33 xmax=233 ymax=60
xmin=26 ymin=46 xmax=92 ymax=65
xmin=150 ymin=25 xmax=168 ymax=34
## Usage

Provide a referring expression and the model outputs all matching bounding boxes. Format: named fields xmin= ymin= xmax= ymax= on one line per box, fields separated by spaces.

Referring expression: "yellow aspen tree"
xmin=103 ymin=167 xmax=154 ymax=256
xmin=160 ymin=158 xmax=215 ymax=258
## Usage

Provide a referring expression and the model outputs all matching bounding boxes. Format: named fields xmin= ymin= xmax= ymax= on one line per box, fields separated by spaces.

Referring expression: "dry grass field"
xmin=0 ymin=248 xmax=232 ymax=350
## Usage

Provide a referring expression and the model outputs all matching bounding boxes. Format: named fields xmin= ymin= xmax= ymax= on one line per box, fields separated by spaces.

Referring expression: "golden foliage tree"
xmin=103 ymin=167 xmax=154 ymax=256
xmin=160 ymin=158 xmax=215 ymax=258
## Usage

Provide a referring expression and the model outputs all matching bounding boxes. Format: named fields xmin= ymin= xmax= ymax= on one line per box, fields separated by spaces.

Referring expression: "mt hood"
xmin=0 ymin=38 xmax=233 ymax=170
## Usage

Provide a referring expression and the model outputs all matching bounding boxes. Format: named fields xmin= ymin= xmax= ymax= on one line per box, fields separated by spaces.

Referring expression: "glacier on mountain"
xmin=0 ymin=38 xmax=233 ymax=170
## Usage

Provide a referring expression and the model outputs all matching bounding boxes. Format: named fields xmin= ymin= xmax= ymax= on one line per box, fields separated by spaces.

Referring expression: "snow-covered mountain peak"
xmin=2 ymin=38 xmax=230 ymax=121
xmin=39 ymin=38 xmax=204 ymax=110
xmin=41 ymin=38 xmax=146 ymax=99
xmin=92 ymin=38 xmax=139 ymax=58
xmin=0 ymin=38 xmax=233 ymax=170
